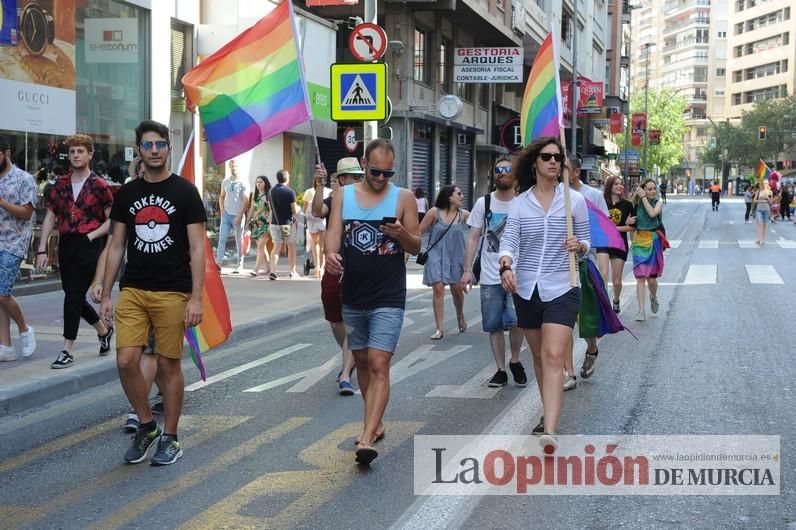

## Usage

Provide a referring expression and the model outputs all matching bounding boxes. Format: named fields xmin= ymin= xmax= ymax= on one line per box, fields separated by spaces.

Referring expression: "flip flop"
xmin=354 ymin=429 xmax=385 ymax=446
xmin=355 ymin=443 xmax=378 ymax=465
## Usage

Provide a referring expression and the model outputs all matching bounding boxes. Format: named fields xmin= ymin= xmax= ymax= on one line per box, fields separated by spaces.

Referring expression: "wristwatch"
xmin=18 ymin=2 xmax=55 ymax=56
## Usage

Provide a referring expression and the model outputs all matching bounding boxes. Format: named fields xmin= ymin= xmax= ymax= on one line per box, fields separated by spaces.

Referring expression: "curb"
xmin=0 ymin=302 xmax=321 ymax=417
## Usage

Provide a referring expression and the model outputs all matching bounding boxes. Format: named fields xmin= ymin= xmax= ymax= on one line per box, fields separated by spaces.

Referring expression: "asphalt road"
xmin=0 ymin=197 xmax=794 ymax=529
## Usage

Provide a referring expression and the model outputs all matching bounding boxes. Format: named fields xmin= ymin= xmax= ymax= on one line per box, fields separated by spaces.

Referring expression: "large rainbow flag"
xmin=178 ymin=131 xmax=233 ymax=381
xmin=182 ymin=0 xmax=311 ymax=163
xmin=755 ymin=159 xmax=772 ymax=186
xmin=520 ymin=30 xmax=564 ymax=145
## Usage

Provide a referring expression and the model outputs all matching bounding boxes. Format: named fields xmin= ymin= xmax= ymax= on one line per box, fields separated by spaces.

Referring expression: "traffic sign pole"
xmin=363 ymin=0 xmax=378 ymax=147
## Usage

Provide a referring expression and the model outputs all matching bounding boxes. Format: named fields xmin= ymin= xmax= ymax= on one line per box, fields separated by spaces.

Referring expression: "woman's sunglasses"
xmin=539 ymin=153 xmax=564 ymax=163
xmin=495 ymin=165 xmax=512 ymax=174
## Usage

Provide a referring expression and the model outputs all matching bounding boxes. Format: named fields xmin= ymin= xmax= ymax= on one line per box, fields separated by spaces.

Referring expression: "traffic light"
xmin=758 ymin=126 xmax=767 ymax=140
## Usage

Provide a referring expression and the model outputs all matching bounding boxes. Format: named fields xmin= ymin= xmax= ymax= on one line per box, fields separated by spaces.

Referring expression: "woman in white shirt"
xmin=499 ymin=137 xmax=591 ymax=446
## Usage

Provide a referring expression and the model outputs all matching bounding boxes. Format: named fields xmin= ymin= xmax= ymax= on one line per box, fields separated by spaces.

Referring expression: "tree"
xmin=617 ymin=88 xmax=687 ymax=176
xmin=702 ymin=95 xmax=796 ymax=170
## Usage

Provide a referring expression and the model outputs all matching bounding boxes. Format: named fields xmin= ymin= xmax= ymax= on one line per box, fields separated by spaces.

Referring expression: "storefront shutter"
xmin=412 ymin=138 xmax=432 ymax=197
xmin=455 ymin=141 xmax=473 ymax=209
xmin=439 ymin=141 xmax=451 ymax=187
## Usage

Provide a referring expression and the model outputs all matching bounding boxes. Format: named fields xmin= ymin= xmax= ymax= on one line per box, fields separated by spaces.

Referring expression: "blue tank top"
xmin=341 ymin=183 xmax=406 ymax=309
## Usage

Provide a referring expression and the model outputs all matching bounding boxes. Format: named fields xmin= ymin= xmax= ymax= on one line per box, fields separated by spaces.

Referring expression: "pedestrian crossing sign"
xmin=330 ymin=62 xmax=388 ymax=121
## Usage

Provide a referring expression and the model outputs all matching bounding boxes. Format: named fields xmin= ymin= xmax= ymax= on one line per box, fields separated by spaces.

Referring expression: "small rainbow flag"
xmin=182 ymin=0 xmax=311 ymax=163
xmin=178 ymin=131 xmax=232 ymax=381
xmin=755 ymin=159 xmax=772 ymax=187
xmin=520 ymin=30 xmax=564 ymax=145
xmin=585 ymin=199 xmax=626 ymax=251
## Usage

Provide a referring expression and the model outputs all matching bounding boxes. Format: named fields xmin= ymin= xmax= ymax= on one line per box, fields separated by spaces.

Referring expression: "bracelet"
xmin=92 ymin=280 xmax=104 ymax=287
xmin=499 ymin=264 xmax=512 ymax=276
xmin=37 ymin=251 xmax=46 ymax=255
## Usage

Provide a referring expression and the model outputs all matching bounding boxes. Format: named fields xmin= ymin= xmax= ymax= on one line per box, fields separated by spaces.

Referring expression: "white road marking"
xmin=446 ymin=317 xmax=481 ymax=336
xmin=745 ymin=265 xmax=784 ymax=284
xmin=243 ymin=354 xmax=339 ymax=393
xmin=185 ymin=344 xmax=311 ymax=391
xmin=776 ymin=238 xmax=796 ymax=249
xmin=425 ymin=363 xmax=502 ymax=399
xmin=391 ymin=345 xmax=472 ymax=385
xmin=668 ymin=239 xmax=682 ymax=248
xmin=738 ymin=240 xmax=758 ymax=248
xmin=698 ymin=239 xmax=718 ymax=249
xmin=683 ymin=265 xmax=717 ymax=285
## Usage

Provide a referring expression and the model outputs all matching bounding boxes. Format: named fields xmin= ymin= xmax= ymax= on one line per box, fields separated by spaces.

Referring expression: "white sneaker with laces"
xmin=19 ymin=326 xmax=36 ymax=357
xmin=635 ymin=311 xmax=646 ymax=322
xmin=0 ymin=345 xmax=18 ymax=362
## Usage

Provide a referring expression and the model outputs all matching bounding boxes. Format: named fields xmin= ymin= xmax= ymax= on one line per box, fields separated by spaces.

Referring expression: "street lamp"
xmin=622 ymin=4 xmax=642 ymax=183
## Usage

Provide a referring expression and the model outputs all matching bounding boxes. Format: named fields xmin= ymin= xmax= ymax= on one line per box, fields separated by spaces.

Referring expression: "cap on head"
xmin=336 ymin=157 xmax=365 ymax=176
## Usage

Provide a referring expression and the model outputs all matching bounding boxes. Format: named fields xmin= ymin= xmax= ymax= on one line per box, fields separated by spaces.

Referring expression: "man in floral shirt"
xmin=0 ymin=137 xmax=37 ymax=361
xmin=36 ymin=134 xmax=114 ymax=369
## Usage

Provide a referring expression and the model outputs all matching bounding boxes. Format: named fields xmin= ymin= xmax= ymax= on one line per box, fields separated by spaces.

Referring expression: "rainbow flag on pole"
xmin=182 ymin=0 xmax=311 ymax=163
xmin=520 ymin=29 xmax=564 ymax=145
xmin=178 ymin=131 xmax=232 ymax=381
xmin=755 ymin=159 xmax=772 ymax=187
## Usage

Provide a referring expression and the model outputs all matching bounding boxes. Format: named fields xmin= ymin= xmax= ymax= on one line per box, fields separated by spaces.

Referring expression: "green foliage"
xmin=617 ymin=88 xmax=688 ymax=175
xmin=701 ymin=96 xmax=796 ymax=169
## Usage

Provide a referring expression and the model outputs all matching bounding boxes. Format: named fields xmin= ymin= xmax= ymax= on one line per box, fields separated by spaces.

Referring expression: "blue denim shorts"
xmin=342 ymin=305 xmax=404 ymax=353
xmin=480 ymin=283 xmax=518 ymax=333
xmin=756 ymin=210 xmax=771 ymax=224
xmin=0 ymin=251 xmax=23 ymax=296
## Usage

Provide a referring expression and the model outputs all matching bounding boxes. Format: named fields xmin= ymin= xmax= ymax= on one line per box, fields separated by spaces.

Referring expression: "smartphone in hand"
xmin=382 ymin=216 xmax=397 ymax=225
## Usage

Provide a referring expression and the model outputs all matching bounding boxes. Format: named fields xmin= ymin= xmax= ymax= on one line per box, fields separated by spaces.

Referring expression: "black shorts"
xmin=513 ymin=287 xmax=581 ymax=330
xmin=597 ymin=247 xmax=628 ymax=262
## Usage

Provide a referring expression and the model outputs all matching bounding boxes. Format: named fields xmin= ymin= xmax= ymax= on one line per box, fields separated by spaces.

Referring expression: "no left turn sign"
xmin=349 ymin=23 xmax=387 ymax=62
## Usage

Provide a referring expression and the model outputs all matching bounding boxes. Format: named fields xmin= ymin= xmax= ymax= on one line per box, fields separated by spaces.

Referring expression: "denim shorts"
xmin=480 ymin=283 xmax=518 ymax=333
xmin=342 ymin=305 xmax=404 ymax=353
xmin=0 ymin=251 xmax=23 ymax=296
xmin=756 ymin=210 xmax=771 ymax=224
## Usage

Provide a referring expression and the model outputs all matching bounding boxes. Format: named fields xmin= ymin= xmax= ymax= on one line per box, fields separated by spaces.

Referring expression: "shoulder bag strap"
xmin=424 ymin=210 xmax=457 ymax=254
xmin=479 ymin=193 xmax=492 ymax=251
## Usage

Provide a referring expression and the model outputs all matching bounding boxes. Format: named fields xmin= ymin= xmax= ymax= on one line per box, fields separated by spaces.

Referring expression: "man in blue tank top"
xmin=325 ymin=139 xmax=421 ymax=465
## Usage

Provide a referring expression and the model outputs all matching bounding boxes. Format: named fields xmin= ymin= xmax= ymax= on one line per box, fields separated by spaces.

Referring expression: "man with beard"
xmin=36 ymin=134 xmax=114 ymax=369
xmin=100 ymin=120 xmax=206 ymax=466
xmin=325 ymin=139 xmax=421 ymax=465
xmin=0 ymin=137 xmax=37 ymax=362
xmin=461 ymin=156 xmax=527 ymax=388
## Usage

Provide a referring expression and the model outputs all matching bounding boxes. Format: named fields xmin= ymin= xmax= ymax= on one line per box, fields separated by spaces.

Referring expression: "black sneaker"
xmin=151 ymin=434 xmax=183 ymax=466
xmin=580 ymin=350 xmax=598 ymax=379
xmin=98 ymin=327 xmax=114 ymax=356
xmin=532 ymin=416 xmax=545 ymax=435
xmin=151 ymin=400 xmax=164 ymax=416
xmin=508 ymin=361 xmax=528 ymax=387
xmin=124 ymin=423 xmax=162 ymax=464
xmin=487 ymin=369 xmax=508 ymax=387
xmin=51 ymin=350 xmax=74 ymax=369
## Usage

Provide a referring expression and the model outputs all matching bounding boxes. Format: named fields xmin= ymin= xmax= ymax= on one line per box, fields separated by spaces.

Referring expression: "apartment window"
xmin=735 ymin=22 xmax=744 ymax=35
xmin=733 ymin=93 xmax=741 ymax=105
xmin=786 ymin=7 xmax=790 ymax=20
xmin=696 ymin=29 xmax=709 ymax=44
xmin=734 ymin=70 xmax=742 ymax=82
xmin=439 ymin=41 xmax=450 ymax=93
xmin=562 ymin=10 xmax=573 ymax=48
xmin=414 ymin=28 xmax=429 ymax=83
xmin=717 ymin=31 xmax=726 ymax=39
xmin=716 ymin=68 xmax=725 ymax=77
xmin=715 ymin=88 xmax=725 ymax=96
xmin=694 ymin=66 xmax=708 ymax=83
xmin=734 ymin=45 xmax=743 ymax=58
xmin=784 ymin=60 xmax=789 ymax=72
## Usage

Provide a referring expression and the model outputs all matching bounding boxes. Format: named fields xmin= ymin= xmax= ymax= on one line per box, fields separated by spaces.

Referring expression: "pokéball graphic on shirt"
xmin=135 ymin=206 xmax=170 ymax=243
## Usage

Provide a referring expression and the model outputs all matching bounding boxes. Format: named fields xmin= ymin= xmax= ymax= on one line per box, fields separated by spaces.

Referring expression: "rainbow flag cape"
xmin=585 ymin=199 xmax=625 ymax=251
xmin=755 ymin=159 xmax=772 ymax=187
xmin=182 ymin=0 xmax=311 ymax=164
xmin=578 ymin=260 xmax=636 ymax=340
xmin=178 ymin=131 xmax=233 ymax=381
xmin=520 ymin=29 xmax=564 ymax=145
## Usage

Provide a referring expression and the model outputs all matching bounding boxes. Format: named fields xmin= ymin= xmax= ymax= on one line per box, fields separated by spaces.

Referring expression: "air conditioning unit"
xmin=457 ymin=134 xmax=469 ymax=145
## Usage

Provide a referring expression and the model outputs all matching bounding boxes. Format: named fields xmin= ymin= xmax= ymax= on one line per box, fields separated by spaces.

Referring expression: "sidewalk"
xmin=0 ymin=265 xmax=325 ymax=416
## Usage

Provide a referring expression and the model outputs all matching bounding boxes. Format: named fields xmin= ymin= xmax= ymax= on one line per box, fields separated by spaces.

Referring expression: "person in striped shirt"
xmin=498 ymin=137 xmax=591 ymax=447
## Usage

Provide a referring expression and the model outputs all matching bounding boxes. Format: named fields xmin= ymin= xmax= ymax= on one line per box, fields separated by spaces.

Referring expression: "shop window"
xmin=414 ymin=28 xmax=430 ymax=84
xmin=439 ymin=41 xmax=450 ymax=93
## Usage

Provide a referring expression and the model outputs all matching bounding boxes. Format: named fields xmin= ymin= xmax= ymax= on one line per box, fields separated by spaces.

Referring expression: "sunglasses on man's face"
xmin=369 ymin=167 xmax=396 ymax=178
xmin=539 ymin=152 xmax=564 ymax=163
xmin=139 ymin=140 xmax=169 ymax=151
xmin=495 ymin=165 xmax=512 ymax=174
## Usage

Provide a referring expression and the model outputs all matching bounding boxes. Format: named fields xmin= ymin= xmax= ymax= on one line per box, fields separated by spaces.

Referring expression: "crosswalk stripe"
xmin=683 ymin=265 xmax=717 ymax=284
xmin=745 ymin=265 xmax=784 ymax=284
xmin=738 ymin=240 xmax=758 ymax=248
xmin=668 ymin=239 xmax=682 ymax=248
xmin=777 ymin=238 xmax=796 ymax=249
xmin=698 ymin=240 xmax=718 ymax=249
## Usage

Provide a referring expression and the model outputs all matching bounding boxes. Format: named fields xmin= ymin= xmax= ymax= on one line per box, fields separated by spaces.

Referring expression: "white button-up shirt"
xmin=499 ymin=184 xmax=591 ymax=302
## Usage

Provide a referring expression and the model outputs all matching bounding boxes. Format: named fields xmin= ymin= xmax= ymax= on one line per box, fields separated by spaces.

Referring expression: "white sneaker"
xmin=0 ymin=345 xmax=17 ymax=362
xmin=232 ymin=266 xmax=242 ymax=274
xmin=19 ymin=326 xmax=36 ymax=357
xmin=563 ymin=373 xmax=577 ymax=391
xmin=635 ymin=311 xmax=646 ymax=322
xmin=289 ymin=272 xmax=299 ymax=279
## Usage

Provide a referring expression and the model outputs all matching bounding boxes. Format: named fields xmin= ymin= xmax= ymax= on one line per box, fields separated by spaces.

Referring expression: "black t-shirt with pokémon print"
xmin=110 ymin=174 xmax=207 ymax=293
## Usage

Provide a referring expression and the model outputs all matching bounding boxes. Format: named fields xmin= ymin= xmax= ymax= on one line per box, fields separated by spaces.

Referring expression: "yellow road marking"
xmin=178 ymin=421 xmax=424 ymax=530
xmin=6 ymin=416 xmax=251 ymax=527
xmin=0 ymin=417 xmax=119 ymax=474
xmin=89 ymin=417 xmax=311 ymax=530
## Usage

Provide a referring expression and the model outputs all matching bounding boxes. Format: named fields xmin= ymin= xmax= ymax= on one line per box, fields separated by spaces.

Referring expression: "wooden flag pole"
xmin=559 ymin=128 xmax=578 ymax=287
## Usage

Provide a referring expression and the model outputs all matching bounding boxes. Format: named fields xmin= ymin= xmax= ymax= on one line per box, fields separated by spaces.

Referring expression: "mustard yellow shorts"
xmin=115 ymin=288 xmax=190 ymax=359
